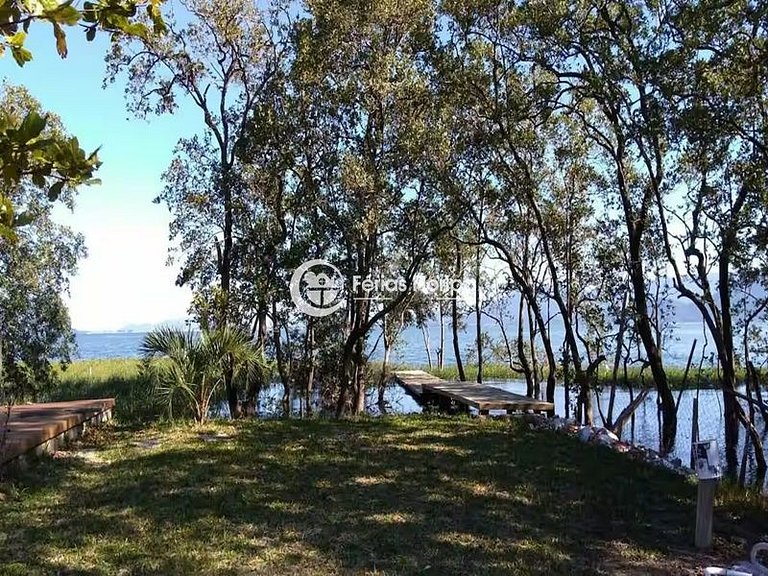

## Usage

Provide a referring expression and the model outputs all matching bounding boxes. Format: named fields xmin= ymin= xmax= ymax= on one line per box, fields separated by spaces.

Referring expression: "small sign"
xmin=694 ymin=439 xmax=722 ymax=480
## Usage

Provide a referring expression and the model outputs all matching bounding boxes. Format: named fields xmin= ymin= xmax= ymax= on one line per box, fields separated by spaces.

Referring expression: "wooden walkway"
xmin=0 ymin=399 xmax=115 ymax=465
xmin=391 ymin=370 xmax=554 ymax=415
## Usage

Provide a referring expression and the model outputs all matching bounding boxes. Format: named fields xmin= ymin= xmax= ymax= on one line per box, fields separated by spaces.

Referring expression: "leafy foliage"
xmin=0 ymin=84 xmax=85 ymax=401
xmin=0 ymin=0 xmax=166 ymax=65
xmin=0 ymin=84 xmax=101 ymax=241
xmin=140 ymin=326 xmax=267 ymax=423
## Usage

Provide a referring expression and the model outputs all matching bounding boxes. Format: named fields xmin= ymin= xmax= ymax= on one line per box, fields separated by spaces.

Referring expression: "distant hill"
xmin=74 ymin=318 xmax=196 ymax=334
xmin=116 ymin=319 xmax=195 ymax=333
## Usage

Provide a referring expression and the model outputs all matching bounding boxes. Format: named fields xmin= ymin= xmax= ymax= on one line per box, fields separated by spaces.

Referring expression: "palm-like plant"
xmin=140 ymin=326 xmax=264 ymax=423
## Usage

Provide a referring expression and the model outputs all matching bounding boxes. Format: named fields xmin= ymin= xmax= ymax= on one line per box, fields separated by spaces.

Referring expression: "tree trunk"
xmin=378 ymin=324 xmax=391 ymax=414
xmin=421 ymin=323 xmax=433 ymax=369
xmin=718 ymin=252 xmax=740 ymax=476
xmin=353 ymin=337 xmax=366 ymax=415
xmin=304 ymin=318 xmax=315 ymax=417
xmin=475 ymin=242 xmax=483 ymax=384
xmin=517 ymin=295 xmax=534 ymax=397
xmin=608 ymin=291 xmax=629 ymax=427
xmin=438 ymin=301 xmax=445 ymax=370
xmin=220 ymin=168 xmax=239 ymax=419
xmin=452 ymin=242 xmax=466 ymax=381
xmin=273 ymin=301 xmax=291 ymax=417
xmin=527 ymin=299 xmax=540 ymax=399
xmin=628 ymin=230 xmax=676 ymax=454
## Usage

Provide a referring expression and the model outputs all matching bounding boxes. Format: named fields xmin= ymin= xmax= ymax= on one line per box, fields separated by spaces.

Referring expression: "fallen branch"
xmin=610 ymin=389 xmax=650 ymax=436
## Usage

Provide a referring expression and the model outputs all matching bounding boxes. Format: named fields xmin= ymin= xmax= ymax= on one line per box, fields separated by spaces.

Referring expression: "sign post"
xmin=693 ymin=439 xmax=722 ymax=549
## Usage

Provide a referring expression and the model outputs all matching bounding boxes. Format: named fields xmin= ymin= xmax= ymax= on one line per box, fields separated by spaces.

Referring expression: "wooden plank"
xmin=422 ymin=381 xmax=554 ymax=412
xmin=1 ymin=399 xmax=115 ymax=465
xmin=391 ymin=370 xmax=554 ymax=413
xmin=390 ymin=370 xmax=447 ymax=398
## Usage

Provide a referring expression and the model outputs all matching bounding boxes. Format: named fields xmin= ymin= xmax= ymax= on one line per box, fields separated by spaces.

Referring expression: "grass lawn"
xmin=1 ymin=416 xmax=765 ymax=575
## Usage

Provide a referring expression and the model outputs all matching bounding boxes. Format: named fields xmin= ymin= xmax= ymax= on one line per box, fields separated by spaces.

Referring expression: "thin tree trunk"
xmin=475 ymin=243 xmax=483 ymax=384
xmin=304 ymin=318 xmax=315 ymax=418
xmin=629 ymin=232 xmax=676 ymax=454
xmin=527 ymin=300 xmax=540 ymax=399
xmin=378 ymin=320 xmax=391 ymax=414
xmin=421 ymin=323 xmax=433 ymax=370
xmin=452 ymin=242 xmax=466 ymax=381
xmin=272 ymin=302 xmax=291 ymax=417
xmin=438 ymin=301 xmax=445 ymax=370
xmin=608 ymin=291 xmax=629 ymax=426
xmin=517 ymin=295 xmax=534 ymax=397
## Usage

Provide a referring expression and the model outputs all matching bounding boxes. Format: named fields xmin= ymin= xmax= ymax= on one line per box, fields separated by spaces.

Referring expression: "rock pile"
xmin=524 ymin=413 xmax=692 ymax=477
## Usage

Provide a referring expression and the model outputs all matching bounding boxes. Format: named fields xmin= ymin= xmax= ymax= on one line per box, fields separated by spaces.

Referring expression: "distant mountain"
xmin=116 ymin=319 xmax=195 ymax=333
xmin=74 ymin=318 xmax=196 ymax=334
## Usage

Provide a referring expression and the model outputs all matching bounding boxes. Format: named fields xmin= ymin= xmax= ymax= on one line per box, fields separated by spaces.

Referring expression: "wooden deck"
xmin=0 ymin=399 xmax=115 ymax=465
xmin=391 ymin=370 xmax=554 ymax=415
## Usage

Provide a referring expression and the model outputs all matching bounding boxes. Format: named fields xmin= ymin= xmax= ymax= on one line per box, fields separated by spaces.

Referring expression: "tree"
xmin=0 ymin=83 xmax=86 ymax=400
xmin=293 ymin=0 xmax=458 ymax=416
xmin=108 ymin=0 xmax=284 ymax=416
xmin=1 ymin=0 xmax=165 ymax=65
xmin=141 ymin=325 xmax=265 ymax=423
xmin=654 ymin=0 xmax=768 ymax=477
xmin=519 ymin=0 xmax=678 ymax=451
xmin=0 ymin=0 xmax=165 ymax=239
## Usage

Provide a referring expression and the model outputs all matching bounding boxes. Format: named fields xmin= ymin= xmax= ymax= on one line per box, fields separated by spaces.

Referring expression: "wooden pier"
xmin=0 ymin=399 xmax=115 ymax=466
xmin=391 ymin=370 xmax=554 ymax=416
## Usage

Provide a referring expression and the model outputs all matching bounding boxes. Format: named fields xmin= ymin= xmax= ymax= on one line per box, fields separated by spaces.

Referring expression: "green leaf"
xmin=7 ymin=30 xmax=26 ymax=48
xmin=85 ymin=25 xmax=96 ymax=41
xmin=11 ymin=45 xmax=33 ymax=66
xmin=17 ymin=111 xmax=47 ymax=142
xmin=0 ymin=193 xmax=15 ymax=228
xmin=46 ymin=4 xmax=81 ymax=26
xmin=21 ymin=0 xmax=45 ymax=17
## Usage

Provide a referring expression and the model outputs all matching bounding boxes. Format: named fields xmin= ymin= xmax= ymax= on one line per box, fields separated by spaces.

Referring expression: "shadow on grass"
xmin=0 ymin=416 xmax=743 ymax=575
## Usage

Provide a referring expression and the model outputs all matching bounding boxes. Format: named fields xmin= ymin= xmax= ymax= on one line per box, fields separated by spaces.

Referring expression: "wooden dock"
xmin=391 ymin=370 xmax=554 ymax=415
xmin=0 ymin=399 xmax=115 ymax=466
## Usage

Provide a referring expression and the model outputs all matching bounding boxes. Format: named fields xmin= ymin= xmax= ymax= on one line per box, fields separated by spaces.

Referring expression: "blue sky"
xmin=1 ymin=28 xmax=196 ymax=331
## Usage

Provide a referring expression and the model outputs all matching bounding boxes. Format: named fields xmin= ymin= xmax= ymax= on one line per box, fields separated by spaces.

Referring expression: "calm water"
xmin=76 ymin=320 xmax=716 ymax=364
xmin=75 ymin=332 xmax=148 ymax=359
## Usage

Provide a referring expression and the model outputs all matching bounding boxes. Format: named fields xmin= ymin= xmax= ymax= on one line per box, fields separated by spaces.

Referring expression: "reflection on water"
xmin=245 ymin=378 xmax=767 ymax=489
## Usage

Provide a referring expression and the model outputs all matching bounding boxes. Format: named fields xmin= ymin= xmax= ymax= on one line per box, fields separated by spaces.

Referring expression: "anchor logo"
xmin=289 ymin=259 xmax=346 ymax=317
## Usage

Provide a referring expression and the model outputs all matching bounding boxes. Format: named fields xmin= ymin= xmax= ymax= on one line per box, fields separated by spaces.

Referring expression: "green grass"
xmin=389 ymin=362 xmax=745 ymax=390
xmin=1 ymin=416 xmax=765 ymax=575
xmin=51 ymin=358 xmax=162 ymax=424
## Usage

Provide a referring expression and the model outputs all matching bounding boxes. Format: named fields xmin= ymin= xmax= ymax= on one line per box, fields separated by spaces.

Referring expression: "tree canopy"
xmin=0 ymin=83 xmax=86 ymax=400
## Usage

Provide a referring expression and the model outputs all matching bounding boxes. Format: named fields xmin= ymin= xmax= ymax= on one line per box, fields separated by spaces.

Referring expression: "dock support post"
xmin=695 ymin=478 xmax=717 ymax=549
xmin=479 ymin=409 xmax=490 ymax=418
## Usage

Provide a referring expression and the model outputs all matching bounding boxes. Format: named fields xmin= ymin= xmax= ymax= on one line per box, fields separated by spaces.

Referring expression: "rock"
xmin=577 ymin=426 xmax=594 ymax=443
xmin=594 ymin=428 xmax=620 ymax=445
xmin=550 ymin=417 xmax=573 ymax=431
